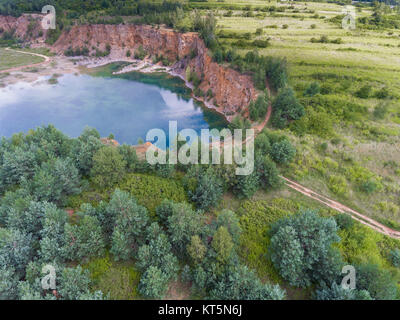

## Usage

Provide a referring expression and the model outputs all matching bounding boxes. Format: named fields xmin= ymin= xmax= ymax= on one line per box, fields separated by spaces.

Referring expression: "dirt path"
xmin=281 ymin=176 xmax=400 ymax=239
xmin=253 ymin=83 xmax=400 ymax=239
xmin=0 ymin=47 xmax=51 ymax=73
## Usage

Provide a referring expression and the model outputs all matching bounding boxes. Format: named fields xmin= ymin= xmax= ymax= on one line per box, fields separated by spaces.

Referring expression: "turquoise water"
xmin=0 ymin=66 xmax=227 ymax=146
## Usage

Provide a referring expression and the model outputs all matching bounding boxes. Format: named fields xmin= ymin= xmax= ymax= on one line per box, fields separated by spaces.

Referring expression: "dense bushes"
xmin=269 ymin=209 xmax=342 ymax=288
xmin=272 ymin=87 xmax=305 ymax=128
xmin=120 ymin=173 xmax=187 ymax=215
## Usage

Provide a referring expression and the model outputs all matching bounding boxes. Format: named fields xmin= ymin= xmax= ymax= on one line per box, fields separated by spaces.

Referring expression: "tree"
xmin=209 ymin=264 xmax=286 ymax=300
xmin=118 ymin=144 xmax=138 ymax=172
xmin=233 ymin=170 xmax=260 ymax=199
xmin=100 ymin=189 xmax=139 ymax=241
xmin=58 ymin=266 xmax=94 ymax=300
xmin=137 ymin=230 xmax=179 ymax=280
xmin=25 ymin=124 xmax=71 ymax=161
xmin=215 ymin=210 xmax=242 ymax=245
xmin=334 ymin=213 xmax=354 ymax=231
xmin=6 ymin=201 xmax=56 ymax=240
xmin=356 ymin=263 xmax=397 ymax=300
xmin=249 ymin=93 xmax=269 ymax=121
xmin=255 ymin=133 xmax=271 ymax=155
xmin=70 ymin=127 xmax=103 ymax=176
xmin=269 ymin=209 xmax=342 ymax=288
xmin=156 ymin=199 xmax=176 ymax=225
xmin=272 ymin=87 xmax=305 ymax=128
xmin=264 ymin=56 xmax=288 ymax=91
xmin=63 ymin=214 xmax=105 ymax=261
xmin=39 ymin=205 xmax=68 ymax=264
xmin=0 ymin=266 xmax=19 ymax=300
xmin=110 ymin=190 xmax=149 ymax=261
xmin=212 ymin=226 xmax=234 ymax=265
xmin=0 ymin=188 xmax=33 ymax=226
xmin=90 ymin=146 xmax=126 ymax=188
xmin=355 ymin=85 xmax=372 ymax=99
xmin=166 ymin=202 xmax=204 ymax=257
xmin=184 ymin=167 xmax=223 ymax=210
xmin=25 ymin=157 xmax=81 ymax=205
xmin=269 ymin=140 xmax=296 ymax=164
xmin=0 ymin=228 xmax=34 ymax=278
xmin=314 ymin=282 xmax=373 ymax=300
xmin=18 ymin=280 xmax=48 ymax=300
xmin=138 ymin=266 xmax=169 ymax=299
xmin=258 ymin=155 xmax=281 ymax=188
xmin=0 ymin=146 xmax=37 ymax=189
xmin=193 ymin=11 xmax=217 ymax=48
xmin=390 ymin=248 xmax=400 ymax=268
xmin=187 ymin=235 xmax=207 ymax=264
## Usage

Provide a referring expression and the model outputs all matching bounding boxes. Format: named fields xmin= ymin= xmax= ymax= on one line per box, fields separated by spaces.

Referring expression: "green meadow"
xmin=191 ymin=0 xmax=400 ymax=228
xmin=0 ymin=48 xmax=44 ymax=71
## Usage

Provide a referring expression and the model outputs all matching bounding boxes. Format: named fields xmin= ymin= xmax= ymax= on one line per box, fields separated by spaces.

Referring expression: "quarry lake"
xmin=0 ymin=65 xmax=227 ymax=146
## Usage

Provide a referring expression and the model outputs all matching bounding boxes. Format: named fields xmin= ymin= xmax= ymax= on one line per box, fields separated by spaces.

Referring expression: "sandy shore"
xmin=0 ymin=55 xmax=80 ymax=87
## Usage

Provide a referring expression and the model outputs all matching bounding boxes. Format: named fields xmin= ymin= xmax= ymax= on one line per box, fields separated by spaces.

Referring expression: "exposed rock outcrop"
xmin=0 ymin=14 xmax=46 ymax=42
xmin=0 ymin=16 xmax=257 ymax=114
xmin=51 ymin=24 xmax=257 ymax=114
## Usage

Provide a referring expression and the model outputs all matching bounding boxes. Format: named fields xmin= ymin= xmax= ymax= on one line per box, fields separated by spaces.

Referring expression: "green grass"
xmin=211 ymin=0 xmax=400 ymax=227
xmin=19 ymin=47 xmax=56 ymax=57
xmin=83 ymin=252 xmax=141 ymax=300
xmin=0 ymin=48 xmax=44 ymax=71
xmin=119 ymin=173 xmax=188 ymax=216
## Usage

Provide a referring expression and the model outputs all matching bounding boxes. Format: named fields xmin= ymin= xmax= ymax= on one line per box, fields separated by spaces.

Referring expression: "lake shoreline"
xmin=77 ymin=56 xmax=233 ymax=124
xmin=0 ymin=54 xmax=232 ymax=125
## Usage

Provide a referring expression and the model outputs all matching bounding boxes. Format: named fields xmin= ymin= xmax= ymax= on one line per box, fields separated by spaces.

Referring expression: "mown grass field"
xmin=0 ymin=47 xmax=44 ymax=71
xmin=192 ymin=0 xmax=400 ymax=228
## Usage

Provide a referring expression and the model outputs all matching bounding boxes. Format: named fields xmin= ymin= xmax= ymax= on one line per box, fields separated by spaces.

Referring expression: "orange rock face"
xmin=52 ymin=24 xmax=257 ymax=113
xmin=0 ymin=16 xmax=257 ymax=113
xmin=0 ymin=14 xmax=46 ymax=41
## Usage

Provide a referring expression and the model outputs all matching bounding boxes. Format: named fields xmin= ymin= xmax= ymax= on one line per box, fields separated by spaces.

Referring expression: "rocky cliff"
xmin=0 ymin=16 xmax=257 ymax=114
xmin=0 ymin=14 xmax=46 ymax=43
xmin=51 ymin=24 xmax=257 ymax=113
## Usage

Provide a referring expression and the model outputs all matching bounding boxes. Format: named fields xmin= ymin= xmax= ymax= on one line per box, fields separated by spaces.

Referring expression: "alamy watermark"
xmin=41 ymin=5 xmax=56 ymax=30
xmin=342 ymin=5 xmax=356 ymax=30
xmin=145 ymin=121 xmax=254 ymax=176
xmin=41 ymin=264 xmax=56 ymax=290
xmin=341 ymin=265 xmax=356 ymax=290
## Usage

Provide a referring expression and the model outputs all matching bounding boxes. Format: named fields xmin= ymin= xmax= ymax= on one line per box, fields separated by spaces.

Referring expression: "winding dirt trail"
xmin=281 ymin=176 xmax=400 ymax=239
xmin=251 ymin=83 xmax=400 ymax=239
xmin=0 ymin=47 xmax=51 ymax=73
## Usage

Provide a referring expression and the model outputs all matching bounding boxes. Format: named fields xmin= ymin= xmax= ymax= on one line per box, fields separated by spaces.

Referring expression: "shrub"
xmin=375 ymin=87 xmax=389 ymax=99
xmin=120 ymin=173 xmax=187 ymax=215
xmin=134 ymin=45 xmax=147 ymax=60
xmin=183 ymin=167 xmax=223 ymax=211
xmin=269 ymin=140 xmax=296 ymax=164
xmin=334 ymin=213 xmax=354 ymax=231
xmin=83 ymin=253 xmax=140 ymax=300
xmin=272 ymin=87 xmax=305 ymax=128
xmin=373 ymin=103 xmax=389 ymax=119
xmin=390 ymin=248 xmax=400 ymax=268
xmin=90 ymin=146 xmax=127 ymax=188
xmin=304 ymin=82 xmax=321 ymax=96
xmin=355 ymin=85 xmax=372 ymax=99
xmin=356 ymin=263 xmax=397 ymax=300
xmin=328 ymin=175 xmax=348 ymax=196
xmin=238 ymin=199 xmax=296 ymax=279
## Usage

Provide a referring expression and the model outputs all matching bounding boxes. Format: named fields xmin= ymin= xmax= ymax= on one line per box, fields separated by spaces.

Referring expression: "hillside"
xmin=0 ymin=0 xmax=399 ymax=302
